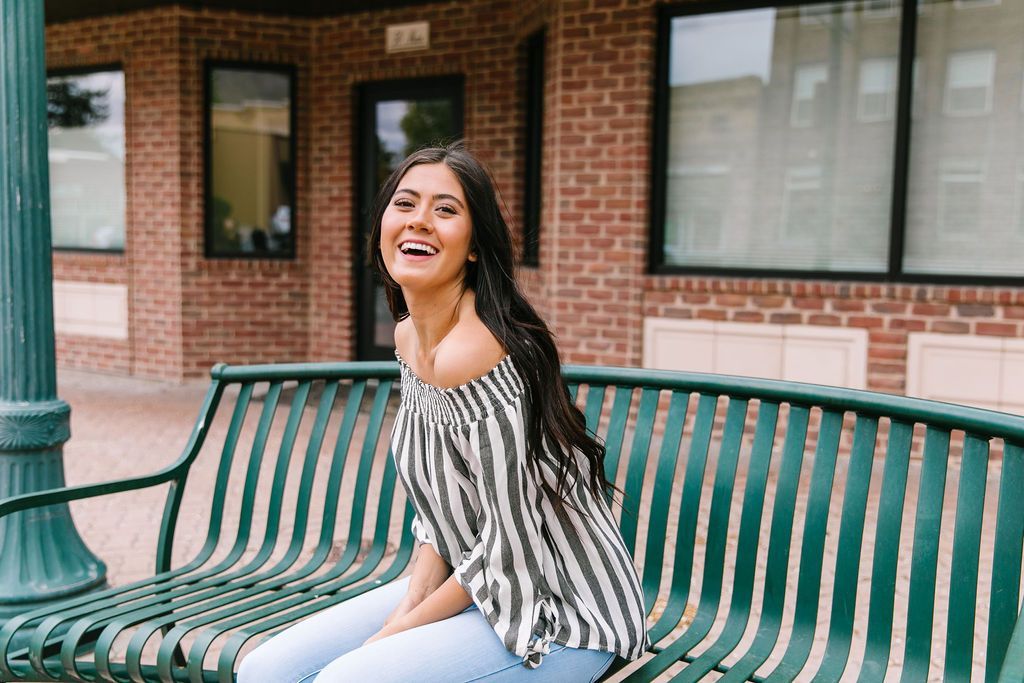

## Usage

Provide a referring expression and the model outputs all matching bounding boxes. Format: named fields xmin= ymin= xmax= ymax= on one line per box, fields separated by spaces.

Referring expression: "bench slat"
xmin=944 ymin=434 xmax=991 ymax=680
xmin=620 ymin=388 xmax=661 ymax=554
xmin=987 ymin=442 xmax=1024 ymax=682
xmin=718 ymin=405 xmax=810 ymax=682
xmin=636 ymin=399 xmax=750 ymax=676
xmin=763 ymin=408 xmax=844 ymax=682
xmin=645 ymin=393 xmax=717 ymax=647
xmin=671 ymin=401 xmax=780 ymax=683
xmin=816 ymin=415 xmax=879 ymax=682
xmin=857 ymin=419 xmax=913 ymax=682
xmin=902 ymin=427 xmax=952 ymax=681
xmin=639 ymin=391 xmax=689 ymax=616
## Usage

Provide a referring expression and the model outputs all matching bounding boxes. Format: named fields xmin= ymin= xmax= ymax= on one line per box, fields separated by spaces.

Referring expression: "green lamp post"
xmin=0 ymin=0 xmax=107 ymax=616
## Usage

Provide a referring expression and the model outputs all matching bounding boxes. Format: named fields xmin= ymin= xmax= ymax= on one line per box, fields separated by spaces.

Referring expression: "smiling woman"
xmin=236 ymin=142 xmax=650 ymax=682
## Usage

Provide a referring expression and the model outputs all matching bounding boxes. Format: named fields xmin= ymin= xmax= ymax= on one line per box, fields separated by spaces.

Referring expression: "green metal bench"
xmin=0 ymin=361 xmax=1021 ymax=682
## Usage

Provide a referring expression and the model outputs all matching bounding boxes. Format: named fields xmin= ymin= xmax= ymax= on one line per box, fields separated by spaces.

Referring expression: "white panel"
xmin=643 ymin=318 xmax=715 ymax=373
xmin=1000 ymin=339 xmax=1024 ymax=416
xmin=53 ymin=281 xmax=129 ymax=340
xmin=714 ymin=323 xmax=783 ymax=379
xmin=784 ymin=326 xmax=868 ymax=389
xmin=642 ymin=318 xmax=867 ymax=388
xmin=906 ymin=333 xmax=1003 ymax=411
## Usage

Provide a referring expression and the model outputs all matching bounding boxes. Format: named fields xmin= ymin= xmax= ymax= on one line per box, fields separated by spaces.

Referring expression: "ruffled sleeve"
xmin=450 ymin=401 xmax=558 ymax=669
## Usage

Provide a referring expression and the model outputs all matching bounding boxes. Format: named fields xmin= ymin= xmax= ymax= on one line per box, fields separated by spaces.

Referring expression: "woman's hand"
xmin=363 ymin=616 xmax=409 ymax=646
xmin=382 ymin=592 xmax=417 ymax=628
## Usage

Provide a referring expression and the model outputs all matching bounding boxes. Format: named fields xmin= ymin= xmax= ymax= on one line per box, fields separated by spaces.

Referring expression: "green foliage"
xmin=47 ymin=81 xmax=109 ymax=128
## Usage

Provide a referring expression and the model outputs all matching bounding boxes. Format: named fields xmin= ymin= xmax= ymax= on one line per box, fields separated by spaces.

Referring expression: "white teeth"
xmin=400 ymin=242 xmax=438 ymax=255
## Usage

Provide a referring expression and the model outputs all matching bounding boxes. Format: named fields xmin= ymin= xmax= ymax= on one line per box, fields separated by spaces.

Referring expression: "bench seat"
xmin=0 ymin=361 xmax=1021 ymax=682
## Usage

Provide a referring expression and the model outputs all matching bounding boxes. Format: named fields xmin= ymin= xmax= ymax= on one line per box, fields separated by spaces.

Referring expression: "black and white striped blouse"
xmin=391 ymin=350 xmax=650 ymax=669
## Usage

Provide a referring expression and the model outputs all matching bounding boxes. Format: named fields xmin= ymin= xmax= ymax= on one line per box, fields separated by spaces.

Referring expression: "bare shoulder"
xmin=433 ymin=319 xmax=506 ymax=390
xmin=393 ymin=317 xmax=415 ymax=359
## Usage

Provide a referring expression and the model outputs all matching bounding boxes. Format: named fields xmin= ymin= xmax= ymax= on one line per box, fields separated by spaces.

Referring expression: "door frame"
xmin=353 ymin=75 xmax=465 ymax=361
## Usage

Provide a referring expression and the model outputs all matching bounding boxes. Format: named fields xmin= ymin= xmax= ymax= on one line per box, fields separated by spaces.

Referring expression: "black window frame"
xmin=47 ymin=62 xmax=127 ymax=255
xmin=521 ymin=28 xmax=545 ymax=268
xmin=203 ymin=59 xmax=298 ymax=260
xmin=650 ymin=0 xmax=1024 ymax=286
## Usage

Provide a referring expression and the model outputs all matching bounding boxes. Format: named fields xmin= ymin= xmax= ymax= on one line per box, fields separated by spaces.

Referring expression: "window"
xmin=862 ymin=0 xmax=898 ymax=19
xmin=1017 ymin=169 xmax=1024 ymax=234
xmin=953 ymin=0 xmax=1000 ymax=7
xmin=47 ymin=68 xmax=125 ymax=251
xmin=664 ymin=167 xmax=730 ymax=261
xmin=799 ymin=3 xmax=834 ymax=25
xmin=521 ymin=29 xmax=544 ymax=267
xmin=936 ymin=161 xmax=984 ymax=238
xmin=791 ymin=64 xmax=828 ymax=127
xmin=944 ymin=50 xmax=995 ymax=117
xmin=781 ymin=167 xmax=823 ymax=241
xmin=653 ymin=0 xmax=1024 ymax=281
xmin=858 ymin=58 xmax=898 ymax=122
xmin=205 ymin=63 xmax=295 ymax=258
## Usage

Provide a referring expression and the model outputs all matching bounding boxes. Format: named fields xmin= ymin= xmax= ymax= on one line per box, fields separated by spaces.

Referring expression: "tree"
xmin=47 ymin=81 xmax=109 ymax=128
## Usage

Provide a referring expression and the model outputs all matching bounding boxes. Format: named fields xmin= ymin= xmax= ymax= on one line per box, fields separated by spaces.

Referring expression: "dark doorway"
xmin=355 ymin=76 xmax=464 ymax=360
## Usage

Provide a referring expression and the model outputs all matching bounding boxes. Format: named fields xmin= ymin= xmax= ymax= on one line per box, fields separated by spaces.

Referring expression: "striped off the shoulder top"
xmin=390 ymin=350 xmax=650 ymax=669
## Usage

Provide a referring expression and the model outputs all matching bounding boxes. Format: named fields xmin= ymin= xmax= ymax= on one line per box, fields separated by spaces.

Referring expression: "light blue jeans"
xmin=236 ymin=577 xmax=615 ymax=682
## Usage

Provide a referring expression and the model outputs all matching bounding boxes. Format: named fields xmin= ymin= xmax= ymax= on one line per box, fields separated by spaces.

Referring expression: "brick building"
xmin=44 ymin=0 xmax=1024 ymax=413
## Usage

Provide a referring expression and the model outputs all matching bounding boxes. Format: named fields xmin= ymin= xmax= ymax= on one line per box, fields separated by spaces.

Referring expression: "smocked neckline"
xmin=393 ymin=349 xmax=514 ymax=394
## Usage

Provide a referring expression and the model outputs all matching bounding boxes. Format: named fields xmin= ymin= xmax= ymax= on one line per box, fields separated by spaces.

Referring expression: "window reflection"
xmin=904 ymin=0 xmax=1024 ymax=276
xmin=663 ymin=3 xmax=897 ymax=272
xmin=207 ymin=65 xmax=293 ymax=257
xmin=47 ymin=70 xmax=126 ymax=251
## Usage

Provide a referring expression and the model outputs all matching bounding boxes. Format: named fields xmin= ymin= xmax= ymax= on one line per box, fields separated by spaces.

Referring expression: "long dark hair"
xmin=367 ymin=142 xmax=612 ymax=510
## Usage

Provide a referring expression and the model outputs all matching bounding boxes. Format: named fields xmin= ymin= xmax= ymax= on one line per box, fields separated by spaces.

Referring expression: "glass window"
xmin=655 ymin=0 xmax=1024 ymax=281
xmin=863 ymin=0 xmax=898 ymax=19
xmin=664 ymin=167 xmax=730 ymax=261
xmin=953 ymin=0 xmax=1000 ymax=8
xmin=944 ymin=50 xmax=995 ymax=117
xmin=904 ymin=0 xmax=1024 ymax=276
xmin=791 ymin=64 xmax=828 ymax=127
xmin=858 ymin=57 xmax=898 ymax=122
xmin=206 ymin=64 xmax=294 ymax=258
xmin=47 ymin=69 xmax=126 ymax=251
xmin=1017 ymin=168 xmax=1024 ymax=234
xmin=936 ymin=161 xmax=984 ymax=238
xmin=781 ymin=167 xmax=823 ymax=241
xmin=658 ymin=4 xmax=895 ymax=272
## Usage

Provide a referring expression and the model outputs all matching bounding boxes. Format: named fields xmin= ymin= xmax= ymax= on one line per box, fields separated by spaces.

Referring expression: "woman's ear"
xmin=468 ymin=251 xmax=478 ymax=262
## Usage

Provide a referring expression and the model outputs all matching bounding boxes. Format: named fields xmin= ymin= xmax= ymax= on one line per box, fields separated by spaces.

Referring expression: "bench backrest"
xmin=165 ymin=361 xmax=1024 ymax=681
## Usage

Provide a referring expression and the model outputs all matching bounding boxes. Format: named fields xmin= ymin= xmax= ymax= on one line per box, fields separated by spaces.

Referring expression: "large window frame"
xmin=521 ymin=29 xmax=545 ymax=268
xmin=649 ymin=0 xmax=1022 ymax=285
xmin=47 ymin=63 xmax=127 ymax=255
xmin=203 ymin=60 xmax=298 ymax=260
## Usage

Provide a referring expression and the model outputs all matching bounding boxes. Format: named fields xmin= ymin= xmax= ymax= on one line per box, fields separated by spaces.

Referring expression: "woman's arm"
xmin=364 ymin=573 xmax=473 ymax=645
xmin=380 ymin=542 xmax=451 ymax=629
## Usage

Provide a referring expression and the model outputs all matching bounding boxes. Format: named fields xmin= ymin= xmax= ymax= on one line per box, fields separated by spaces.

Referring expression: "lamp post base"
xmin=0 ymin=404 xmax=108 ymax=618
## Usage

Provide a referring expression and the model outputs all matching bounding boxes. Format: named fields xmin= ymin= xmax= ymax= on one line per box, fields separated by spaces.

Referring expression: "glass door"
xmin=355 ymin=77 xmax=464 ymax=360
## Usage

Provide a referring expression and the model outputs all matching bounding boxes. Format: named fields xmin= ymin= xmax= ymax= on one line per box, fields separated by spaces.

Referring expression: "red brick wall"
xmin=48 ymin=8 xmax=185 ymax=379
xmin=644 ymin=277 xmax=1024 ymax=393
xmin=176 ymin=10 xmax=313 ymax=376
xmin=542 ymin=0 xmax=655 ymax=366
xmin=306 ymin=0 xmax=537 ymax=361
xmin=46 ymin=0 xmax=1024 ymax=395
